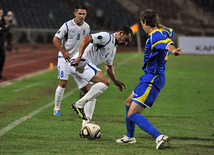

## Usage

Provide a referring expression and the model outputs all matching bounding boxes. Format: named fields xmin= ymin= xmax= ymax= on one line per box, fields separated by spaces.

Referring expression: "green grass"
xmin=0 ymin=53 xmax=214 ymax=154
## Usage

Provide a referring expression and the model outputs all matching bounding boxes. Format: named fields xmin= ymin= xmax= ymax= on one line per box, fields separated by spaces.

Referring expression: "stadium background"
xmin=0 ymin=0 xmax=214 ymax=85
xmin=0 ymin=1 xmax=214 ymax=154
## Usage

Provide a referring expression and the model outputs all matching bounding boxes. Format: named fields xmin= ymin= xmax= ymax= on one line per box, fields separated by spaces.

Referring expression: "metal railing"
xmin=13 ymin=28 xmax=58 ymax=43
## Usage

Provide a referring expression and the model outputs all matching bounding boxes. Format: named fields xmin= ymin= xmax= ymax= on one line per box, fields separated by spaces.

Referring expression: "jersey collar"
xmin=72 ymin=18 xmax=84 ymax=27
xmin=113 ymin=33 xmax=117 ymax=46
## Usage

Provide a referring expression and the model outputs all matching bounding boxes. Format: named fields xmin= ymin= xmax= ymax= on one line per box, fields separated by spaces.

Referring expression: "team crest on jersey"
xmin=111 ymin=51 xmax=115 ymax=57
xmin=83 ymin=30 xmax=86 ymax=35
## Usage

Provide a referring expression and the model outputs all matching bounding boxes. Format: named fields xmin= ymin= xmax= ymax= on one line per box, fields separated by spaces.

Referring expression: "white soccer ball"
xmin=82 ymin=122 xmax=101 ymax=140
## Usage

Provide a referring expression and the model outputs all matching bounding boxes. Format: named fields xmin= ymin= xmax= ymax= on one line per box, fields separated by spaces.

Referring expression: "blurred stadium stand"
xmin=1 ymin=0 xmax=214 ymax=44
xmin=1 ymin=0 xmax=73 ymax=29
xmin=115 ymin=0 xmax=214 ymax=36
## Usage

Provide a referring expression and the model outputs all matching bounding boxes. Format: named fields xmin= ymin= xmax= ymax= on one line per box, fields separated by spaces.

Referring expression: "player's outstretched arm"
xmin=105 ymin=64 xmax=126 ymax=92
xmin=167 ymin=44 xmax=182 ymax=56
xmin=70 ymin=35 xmax=93 ymax=66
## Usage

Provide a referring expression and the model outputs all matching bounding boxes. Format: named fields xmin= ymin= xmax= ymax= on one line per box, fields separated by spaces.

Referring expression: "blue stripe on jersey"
xmin=107 ymin=33 xmax=112 ymax=45
xmin=65 ymin=22 xmax=69 ymax=32
xmin=68 ymin=59 xmax=86 ymax=62
xmin=87 ymin=63 xmax=97 ymax=75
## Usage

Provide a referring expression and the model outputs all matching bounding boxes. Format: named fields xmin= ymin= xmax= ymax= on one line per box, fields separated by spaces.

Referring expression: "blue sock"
xmin=125 ymin=105 xmax=135 ymax=137
xmin=129 ymin=112 xmax=161 ymax=139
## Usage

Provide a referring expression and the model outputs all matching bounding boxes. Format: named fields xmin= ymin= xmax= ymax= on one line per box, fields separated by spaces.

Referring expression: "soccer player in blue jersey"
xmin=116 ymin=9 xmax=182 ymax=149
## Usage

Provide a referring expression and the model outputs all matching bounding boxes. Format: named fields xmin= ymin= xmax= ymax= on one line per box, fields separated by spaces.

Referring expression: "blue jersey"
xmin=142 ymin=27 xmax=174 ymax=75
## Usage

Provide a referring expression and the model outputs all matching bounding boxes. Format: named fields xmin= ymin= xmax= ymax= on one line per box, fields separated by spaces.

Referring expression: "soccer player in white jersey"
xmin=53 ymin=4 xmax=90 ymax=116
xmin=69 ymin=27 xmax=133 ymax=137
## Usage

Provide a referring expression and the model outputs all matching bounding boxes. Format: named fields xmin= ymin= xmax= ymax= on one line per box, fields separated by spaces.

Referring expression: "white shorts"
xmin=69 ymin=60 xmax=101 ymax=89
xmin=57 ymin=56 xmax=70 ymax=80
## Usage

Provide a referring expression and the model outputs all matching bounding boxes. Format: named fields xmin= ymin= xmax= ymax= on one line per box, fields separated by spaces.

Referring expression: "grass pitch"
xmin=0 ymin=53 xmax=214 ymax=154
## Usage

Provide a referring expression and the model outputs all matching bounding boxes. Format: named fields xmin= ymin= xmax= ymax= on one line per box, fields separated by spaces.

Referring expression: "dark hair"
xmin=118 ymin=27 xmax=133 ymax=38
xmin=75 ymin=4 xmax=87 ymax=12
xmin=141 ymin=9 xmax=159 ymax=28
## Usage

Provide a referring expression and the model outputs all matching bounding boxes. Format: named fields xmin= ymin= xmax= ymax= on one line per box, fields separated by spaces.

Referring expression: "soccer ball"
xmin=82 ymin=122 xmax=101 ymax=140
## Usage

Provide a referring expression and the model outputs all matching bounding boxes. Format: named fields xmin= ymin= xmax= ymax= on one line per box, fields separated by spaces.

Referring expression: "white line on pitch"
xmin=116 ymin=53 xmax=140 ymax=67
xmin=0 ymin=87 xmax=79 ymax=137
xmin=0 ymin=53 xmax=140 ymax=137
xmin=13 ymin=80 xmax=47 ymax=92
xmin=0 ymin=68 xmax=51 ymax=87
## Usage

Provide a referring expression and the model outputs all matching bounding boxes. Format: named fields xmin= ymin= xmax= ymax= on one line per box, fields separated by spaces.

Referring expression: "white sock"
xmin=81 ymin=99 xmax=96 ymax=129
xmin=54 ymin=85 xmax=65 ymax=110
xmin=84 ymin=99 xmax=96 ymax=120
xmin=76 ymin=82 xmax=108 ymax=108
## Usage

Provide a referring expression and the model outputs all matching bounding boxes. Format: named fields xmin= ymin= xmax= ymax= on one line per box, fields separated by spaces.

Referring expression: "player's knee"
xmin=60 ymin=84 xmax=67 ymax=88
xmin=103 ymin=78 xmax=110 ymax=86
xmin=127 ymin=111 xmax=133 ymax=117
xmin=61 ymin=84 xmax=67 ymax=88
xmin=125 ymin=98 xmax=132 ymax=107
xmin=59 ymin=80 xmax=67 ymax=88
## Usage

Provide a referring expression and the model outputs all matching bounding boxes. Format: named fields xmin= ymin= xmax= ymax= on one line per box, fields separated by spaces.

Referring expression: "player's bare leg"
xmin=76 ymin=71 xmax=109 ymax=108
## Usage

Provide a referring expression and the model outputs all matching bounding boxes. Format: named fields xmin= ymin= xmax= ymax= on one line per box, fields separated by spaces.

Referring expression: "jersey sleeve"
xmin=91 ymin=32 xmax=110 ymax=45
xmin=151 ymin=31 xmax=174 ymax=51
xmin=87 ymin=26 xmax=90 ymax=35
xmin=167 ymin=28 xmax=174 ymax=40
xmin=160 ymin=27 xmax=174 ymax=40
xmin=55 ymin=22 xmax=68 ymax=39
xmin=83 ymin=22 xmax=90 ymax=35
xmin=104 ymin=48 xmax=116 ymax=66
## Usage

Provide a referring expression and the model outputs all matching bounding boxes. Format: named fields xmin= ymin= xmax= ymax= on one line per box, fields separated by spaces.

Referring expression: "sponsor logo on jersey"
xmin=98 ymin=35 xmax=102 ymax=39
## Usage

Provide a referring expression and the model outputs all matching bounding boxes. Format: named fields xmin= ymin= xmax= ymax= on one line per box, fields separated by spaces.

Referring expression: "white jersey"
xmin=73 ymin=32 xmax=117 ymax=66
xmin=55 ymin=19 xmax=90 ymax=58
xmin=69 ymin=32 xmax=117 ymax=88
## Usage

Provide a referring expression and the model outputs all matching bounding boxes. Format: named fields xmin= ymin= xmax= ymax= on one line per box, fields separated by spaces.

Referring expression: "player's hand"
xmin=63 ymin=52 xmax=71 ymax=61
xmin=173 ymin=48 xmax=182 ymax=56
xmin=114 ymin=80 xmax=127 ymax=92
xmin=70 ymin=57 xmax=81 ymax=66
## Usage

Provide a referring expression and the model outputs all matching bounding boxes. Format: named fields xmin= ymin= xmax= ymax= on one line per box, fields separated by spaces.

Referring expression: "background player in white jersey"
xmin=69 ymin=27 xmax=133 ymax=137
xmin=53 ymin=4 xmax=90 ymax=116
